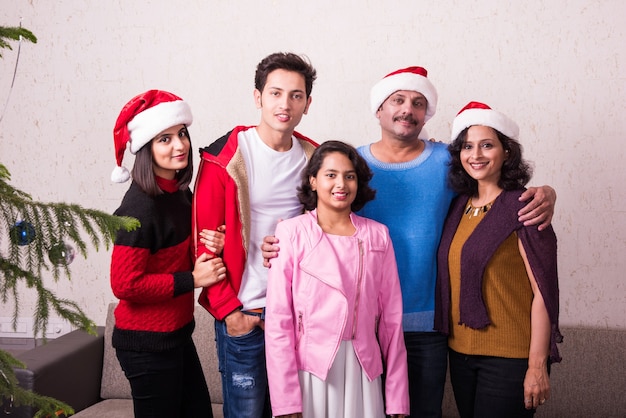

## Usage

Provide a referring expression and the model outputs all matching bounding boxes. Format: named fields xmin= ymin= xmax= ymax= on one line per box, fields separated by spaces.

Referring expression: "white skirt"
xmin=297 ymin=340 xmax=385 ymax=418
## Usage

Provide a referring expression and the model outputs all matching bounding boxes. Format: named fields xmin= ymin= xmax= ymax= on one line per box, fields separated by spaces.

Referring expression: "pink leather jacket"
xmin=265 ymin=210 xmax=409 ymax=416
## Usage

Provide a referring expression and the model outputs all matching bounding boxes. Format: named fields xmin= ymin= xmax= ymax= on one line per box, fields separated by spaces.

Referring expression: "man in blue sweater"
xmin=356 ymin=67 xmax=454 ymax=418
xmin=356 ymin=66 xmax=555 ymax=417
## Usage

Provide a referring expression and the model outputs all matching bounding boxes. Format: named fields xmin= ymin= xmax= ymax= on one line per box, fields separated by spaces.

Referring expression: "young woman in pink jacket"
xmin=265 ymin=140 xmax=409 ymax=418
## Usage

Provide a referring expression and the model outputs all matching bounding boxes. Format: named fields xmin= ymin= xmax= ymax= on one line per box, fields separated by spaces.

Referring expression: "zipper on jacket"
xmin=352 ymin=239 xmax=364 ymax=340
xmin=296 ymin=312 xmax=304 ymax=349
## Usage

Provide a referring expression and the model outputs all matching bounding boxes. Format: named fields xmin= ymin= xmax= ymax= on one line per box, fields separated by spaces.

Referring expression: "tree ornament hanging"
xmin=47 ymin=241 xmax=76 ymax=265
xmin=9 ymin=220 xmax=36 ymax=245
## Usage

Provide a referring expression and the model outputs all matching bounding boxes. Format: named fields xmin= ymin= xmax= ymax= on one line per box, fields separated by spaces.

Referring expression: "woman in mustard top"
xmin=435 ymin=102 xmax=562 ymax=417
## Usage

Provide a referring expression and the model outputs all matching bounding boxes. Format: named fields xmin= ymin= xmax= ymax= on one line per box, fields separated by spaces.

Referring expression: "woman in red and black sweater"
xmin=110 ymin=90 xmax=226 ymax=418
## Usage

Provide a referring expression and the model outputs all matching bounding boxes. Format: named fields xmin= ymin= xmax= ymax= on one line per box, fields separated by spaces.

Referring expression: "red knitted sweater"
xmin=110 ymin=177 xmax=196 ymax=352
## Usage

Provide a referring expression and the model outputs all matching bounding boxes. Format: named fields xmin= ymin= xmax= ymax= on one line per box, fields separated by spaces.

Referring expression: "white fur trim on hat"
xmin=127 ymin=100 xmax=193 ymax=154
xmin=451 ymin=103 xmax=519 ymax=141
xmin=370 ymin=67 xmax=438 ymax=121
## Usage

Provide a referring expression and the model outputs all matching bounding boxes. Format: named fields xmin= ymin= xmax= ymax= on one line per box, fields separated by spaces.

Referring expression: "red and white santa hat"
xmin=111 ymin=89 xmax=193 ymax=183
xmin=451 ymin=101 xmax=519 ymax=141
xmin=370 ymin=66 xmax=438 ymax=121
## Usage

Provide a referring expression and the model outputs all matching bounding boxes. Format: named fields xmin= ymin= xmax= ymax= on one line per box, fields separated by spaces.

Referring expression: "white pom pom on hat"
xmin=450 ymin=101 xmax=519 ymax=141
xmin=370 ymin=66 xmax=438 ymax=122
xmin=111 ymin=89 xmax=193 ymax=183
xmin=110 ymin=165 xmax=130 ymax=183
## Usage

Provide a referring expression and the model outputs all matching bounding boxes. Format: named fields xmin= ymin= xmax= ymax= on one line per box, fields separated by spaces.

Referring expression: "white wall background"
xmin=1 ymin=0 xmax=624 ymax=332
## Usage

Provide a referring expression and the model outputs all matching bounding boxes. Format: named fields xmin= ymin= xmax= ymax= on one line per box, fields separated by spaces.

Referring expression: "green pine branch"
xmin=0 ymin=26 xmax=37 ymax=58
xmin=0 ymin=162 xmax=139 ymax=416
xmin=0 ymin=163 xmax=140 ymax=334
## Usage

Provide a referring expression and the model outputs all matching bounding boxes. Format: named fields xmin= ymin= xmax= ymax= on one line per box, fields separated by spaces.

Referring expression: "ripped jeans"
xmin=215 ymin=315 xmax=271 ymax=418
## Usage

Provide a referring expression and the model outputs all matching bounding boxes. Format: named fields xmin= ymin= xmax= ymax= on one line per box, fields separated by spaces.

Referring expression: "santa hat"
xmin=451 ymin=101 xmax=519 ymax=141
xmin=111 ymin=90 xmax=193 ymax=183
xmin=370 ymin=66 xmax=438 ymax=121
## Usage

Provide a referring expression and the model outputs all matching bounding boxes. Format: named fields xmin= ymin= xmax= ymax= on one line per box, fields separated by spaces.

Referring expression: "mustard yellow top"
xmin=447 ymin=204 xmax=533 ymax=358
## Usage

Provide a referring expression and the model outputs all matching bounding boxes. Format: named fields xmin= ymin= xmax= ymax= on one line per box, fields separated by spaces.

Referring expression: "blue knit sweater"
xmin=358 ymin=141 xmax=456 ymax=332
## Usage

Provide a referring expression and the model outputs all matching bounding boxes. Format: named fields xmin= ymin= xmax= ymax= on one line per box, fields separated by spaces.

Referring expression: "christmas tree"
xmin=0 ymin=25 xmax=139 ymax=417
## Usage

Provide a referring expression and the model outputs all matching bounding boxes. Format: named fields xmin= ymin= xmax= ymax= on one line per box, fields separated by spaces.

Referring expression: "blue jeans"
xmin=215 ymin=316 xmax=271 ymax=418
xmin=448 ymin=349 xmax=535 ymax=418
xmin=115 ymin=340 xmax=212 ymax=418
xmin=404 ymin=331 xmax=448 ymax=417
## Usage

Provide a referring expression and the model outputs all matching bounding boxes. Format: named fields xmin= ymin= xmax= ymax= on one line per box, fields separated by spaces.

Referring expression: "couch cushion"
xmin=72 ymin=399 xmax=133 ymax=417
xmin=100 ymin=303 xmax=132 ymax=399
xmin=539 ymin=326 xmax=626 ymax=417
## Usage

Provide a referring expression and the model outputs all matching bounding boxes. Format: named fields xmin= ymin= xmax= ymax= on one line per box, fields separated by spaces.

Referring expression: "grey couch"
xmin=8 ymin=302 xmax=626 ymax=417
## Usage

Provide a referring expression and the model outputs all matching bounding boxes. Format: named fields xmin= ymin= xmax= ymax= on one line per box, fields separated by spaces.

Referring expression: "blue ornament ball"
xmin=48 ymin=242 xmax=76 ymax=266
xmin=10 ymin=221 xmax=36 ymax=246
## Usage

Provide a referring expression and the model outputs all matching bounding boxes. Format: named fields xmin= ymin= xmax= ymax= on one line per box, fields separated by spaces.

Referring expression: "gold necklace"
xmin=464 ymin=199 xmax=494 ymax=219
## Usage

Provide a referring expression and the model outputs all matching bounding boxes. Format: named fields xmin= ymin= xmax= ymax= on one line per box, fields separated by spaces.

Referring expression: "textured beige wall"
xmin=1 ymin=1 xmax=624 ymax=332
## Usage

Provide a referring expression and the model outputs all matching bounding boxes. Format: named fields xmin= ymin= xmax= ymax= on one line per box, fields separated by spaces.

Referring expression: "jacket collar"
xmin=299 ymin=210 xmax=363 ymax=291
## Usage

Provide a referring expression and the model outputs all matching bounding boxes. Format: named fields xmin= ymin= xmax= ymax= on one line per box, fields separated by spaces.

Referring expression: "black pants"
xmin=404 ymin=331 xmax=449 ymax=417
xmin=448 ymin=349 xmax=535 ymax=418
xmin=116 ymin=339 xmax=213 ymax=418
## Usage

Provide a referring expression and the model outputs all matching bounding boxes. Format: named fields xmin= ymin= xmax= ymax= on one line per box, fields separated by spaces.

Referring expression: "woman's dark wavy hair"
xmin=447 ymin=126 xmax=533 ymax=196
xmin=255 ymin=52 xmax=317 ymax=98
xmin=298 ymin=140 xmax=376 ymax=212
xmin=131 ymin=126 xmax=193 ymax=197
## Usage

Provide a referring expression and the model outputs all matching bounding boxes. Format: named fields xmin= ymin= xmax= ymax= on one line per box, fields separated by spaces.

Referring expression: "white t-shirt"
xmin=237 ymin=128 xmax=308 ymax=310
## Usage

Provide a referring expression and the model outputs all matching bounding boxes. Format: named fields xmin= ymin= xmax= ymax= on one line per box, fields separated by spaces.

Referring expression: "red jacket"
xmin=192 ymin=126 xmax=318 ymax=320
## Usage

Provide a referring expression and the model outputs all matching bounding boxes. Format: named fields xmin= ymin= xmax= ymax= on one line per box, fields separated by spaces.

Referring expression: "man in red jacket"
xmin=192 ymin=52 xmax=318 ymax=418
